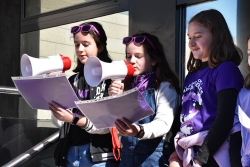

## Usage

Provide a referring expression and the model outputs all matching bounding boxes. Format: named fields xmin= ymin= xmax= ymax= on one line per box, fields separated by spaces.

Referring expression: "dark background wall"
xmin=237 ymin=0 xmax=250 ymax=78
xmin=128 ymin=0 xmax=176 ymax=72
xmin=0 ymin=0 xmax=21 ymax=117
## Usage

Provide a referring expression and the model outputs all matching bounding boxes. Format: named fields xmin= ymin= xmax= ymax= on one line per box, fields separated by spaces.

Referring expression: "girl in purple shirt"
xmin=169 ymin=9 xmax=243 ymax=167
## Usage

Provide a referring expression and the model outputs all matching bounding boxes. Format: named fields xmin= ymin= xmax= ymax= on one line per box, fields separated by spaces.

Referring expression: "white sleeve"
xmin=140 ymin=82 xmax=178 ymax=140
xmin=81 ymin=118 xmax=110 ymax=134
xmin=51 ymin=110 xmax=109 ymax=134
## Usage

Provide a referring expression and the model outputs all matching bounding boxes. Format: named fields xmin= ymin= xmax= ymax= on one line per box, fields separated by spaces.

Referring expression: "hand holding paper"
xmin=49 ymin=101 xmax=74 ymax=122
xmin=115 ymin=118 xmax=140 ymax=137
xmin=75 ymin=88 xmax=154 ymax=129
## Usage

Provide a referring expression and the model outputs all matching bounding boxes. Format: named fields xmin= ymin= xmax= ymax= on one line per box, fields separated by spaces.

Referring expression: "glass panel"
xmin=25 ymin=0 xmax=98 ymax=17
xmin=185 ymin=0 xmax=237 ymax=75
xmin=20 ymin=11 xmax=129 ymax=120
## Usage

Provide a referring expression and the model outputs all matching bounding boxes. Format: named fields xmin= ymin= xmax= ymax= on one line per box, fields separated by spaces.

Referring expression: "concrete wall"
xmin=128 ymin=0 xmax=176 ymax=72
xmin=25 ymin=0 xmax=92 ymax=17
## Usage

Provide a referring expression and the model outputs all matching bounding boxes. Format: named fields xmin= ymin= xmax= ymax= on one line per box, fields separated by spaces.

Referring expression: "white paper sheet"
xmin=12 ymin=73 xmax=79 ymax=110
xmin=75 ymin=88 xmax=154 ymax=129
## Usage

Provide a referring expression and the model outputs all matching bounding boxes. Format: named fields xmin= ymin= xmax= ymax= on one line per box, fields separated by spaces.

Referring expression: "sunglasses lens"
xmin=134 ymin=36 xmax=145 ymax=44
xmin=71 ymin=26 xmax=80 ymax=33
xmin=81 ymin=25 xmax=92 ymax=32
xmin=123 ymin=37 xmax=133 ymax=44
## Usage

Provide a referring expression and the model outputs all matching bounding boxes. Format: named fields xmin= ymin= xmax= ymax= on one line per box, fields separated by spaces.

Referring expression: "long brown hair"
xmin=187 ymin=9 xmax=242 ymax=73
xmin=73 ymin=21 xmax=112 ymax=73
xmin=124 ymin=32 xmax=181 ymax=94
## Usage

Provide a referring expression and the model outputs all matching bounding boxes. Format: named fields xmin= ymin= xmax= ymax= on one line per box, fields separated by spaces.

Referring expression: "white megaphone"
xmin=84 ymin=56 xmax=134 ymax=87
xmin=21 ymin=53 xmax=71 ymax=76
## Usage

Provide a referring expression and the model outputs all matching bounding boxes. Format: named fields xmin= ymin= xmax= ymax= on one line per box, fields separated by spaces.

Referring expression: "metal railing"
xmin=0 ymin=86 xmax=20 ymax=95
xmin=3 ymin=131 xmax=59 ymax=167
xmin=0 ymin=86 xmax=59 ymax=166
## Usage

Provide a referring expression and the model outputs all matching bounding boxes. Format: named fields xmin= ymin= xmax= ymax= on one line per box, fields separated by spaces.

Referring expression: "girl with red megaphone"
xmin=108 ymin=32 xmax=181 ymax=167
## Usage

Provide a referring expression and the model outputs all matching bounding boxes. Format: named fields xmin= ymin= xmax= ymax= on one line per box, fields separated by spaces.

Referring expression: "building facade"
xmin=0 ymin=0 xmax=250 ymax=166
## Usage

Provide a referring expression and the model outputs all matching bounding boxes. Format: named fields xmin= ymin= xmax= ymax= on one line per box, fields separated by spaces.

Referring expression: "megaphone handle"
xmin=111 ymin=79 xmax=123 ymax=96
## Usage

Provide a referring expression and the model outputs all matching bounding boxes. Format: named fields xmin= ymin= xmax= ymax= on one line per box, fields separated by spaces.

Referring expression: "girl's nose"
xmin=189 ymin=38 xmax=196 ymax=47
xmin=130 ymin=55 xmax=136 ymax=63
xmin=79 ymin=44 xmax=84 ymax=51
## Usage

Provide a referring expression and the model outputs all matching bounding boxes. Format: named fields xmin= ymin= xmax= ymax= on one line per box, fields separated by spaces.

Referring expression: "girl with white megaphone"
xmin=49 ymin=21 xmax=120 ymax=167
xmin=108 ymin=32 xmax=181 ymax=167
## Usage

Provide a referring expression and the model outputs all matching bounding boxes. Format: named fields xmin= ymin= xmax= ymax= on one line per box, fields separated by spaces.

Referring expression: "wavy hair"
xmin=187 ymin=9 xmax=242 ymax=72
xmin=124 ymin=32 xmax=181 ymax=94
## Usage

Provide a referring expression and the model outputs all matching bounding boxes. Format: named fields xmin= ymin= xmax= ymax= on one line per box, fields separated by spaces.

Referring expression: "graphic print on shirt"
xmin=78 ymin=90 xmax=89 ymax=99
xmin=180 ymin=79 xmax=203 ymax=136
xmin=93 ymin=81 xmax=106 ymax=99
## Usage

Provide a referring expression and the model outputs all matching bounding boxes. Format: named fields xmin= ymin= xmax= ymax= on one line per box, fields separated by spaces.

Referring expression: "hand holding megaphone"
xmin=84 ymin=56 xmax=134 ymax=87
xmin=108 ymin=80 xmax=124 ymax=95
xmin=21 ymin=54 xmax=71 ymax=76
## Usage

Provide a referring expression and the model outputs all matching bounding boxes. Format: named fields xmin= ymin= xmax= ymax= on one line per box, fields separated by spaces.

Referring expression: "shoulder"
xmin=213 ymin=61 xmax=242 ymax=79
xmin=216 ymin=61 xmax=243 ymax=79
xmin=237 ymin=88 xmax=250 ymax=115
xmin=216 ymin=61 xmax=240 ymax=72
xmin=212 ymin=61 xmax=243 ymax=91
xmin=154 ymin=82 xmax=178 ymax=109
xmin=156 ymin=82 xmax=178 ymax=97
xmin=238 ymin=87 xmax=250 ymax=100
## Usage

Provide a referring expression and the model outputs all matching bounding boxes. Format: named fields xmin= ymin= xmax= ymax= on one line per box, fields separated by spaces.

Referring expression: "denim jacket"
xmin=120 ymin=86 xmax=166 ymax=167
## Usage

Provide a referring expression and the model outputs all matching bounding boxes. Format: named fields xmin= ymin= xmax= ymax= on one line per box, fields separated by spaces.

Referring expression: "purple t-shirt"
xmin=180 ymin=61 xmax=243 ymax=136
xmin=236 ymin=88 xmax=250 ymax=159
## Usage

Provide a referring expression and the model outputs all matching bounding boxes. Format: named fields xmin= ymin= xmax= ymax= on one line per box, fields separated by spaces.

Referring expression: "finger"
xmin=51 ymin=101 xmax=62 ymax=108
xmin=49 ymin=103 xmax=57 ymax=112
xmin=108 ymin=86 xmax=120 ymax=94
xmin=110 ymin=82 xmax=123 ymax=89
xmin=122 ymin=117 xmax=132 ymax=128
xmin=109 ymin=85 xmax=121 ymax=92
xmin=115 ymin=120 xmax=127 ymax=134
xmin=120 ymin=83 xmax=124 ymax=91
xmin=115 ymin=124 xmax=125 ymax=135
xmin=50 ymin=107 xmax=60 ymax=119
xmin=109 ymin=90 xmax=119 ymax=95
xmin=51 ymin=101 xmax=68 ymax=113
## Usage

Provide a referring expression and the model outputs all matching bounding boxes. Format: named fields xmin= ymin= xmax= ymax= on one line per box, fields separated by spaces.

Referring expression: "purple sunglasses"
xmin=70 ymin=24 xmax=101 ymax=37
xmin=122 ymin=36 xmax=157 ymax=51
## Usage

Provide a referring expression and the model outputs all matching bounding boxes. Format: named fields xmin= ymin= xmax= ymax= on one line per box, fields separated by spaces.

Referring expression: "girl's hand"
xmin=49 ymin=101 xmax=73 ymax=123
xmin=108 ymin=80 xmax=124 ymax=95
xmin=169 ymin=151 xmax=182 ymax=167
xmin=115 ymin=118 xmax=140 ymax=136
xmin=169 ymin=160 xmax=183 ymax=167
xmin=192 ymin=159 xmax=203 ymax=167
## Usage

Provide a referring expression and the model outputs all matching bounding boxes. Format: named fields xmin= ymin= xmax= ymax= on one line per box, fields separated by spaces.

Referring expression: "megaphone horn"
xmin=21 ymin=54 xmax=71 ymax=76
xmin=84 ymin=56 xmax=134 ymax=87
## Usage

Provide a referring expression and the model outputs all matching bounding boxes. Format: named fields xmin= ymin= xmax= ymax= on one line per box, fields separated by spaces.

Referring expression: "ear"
xmin=98 ymin=45 xmax=104 ymax=53
xmin=151 ymin=60 xmax=157 ymax=66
